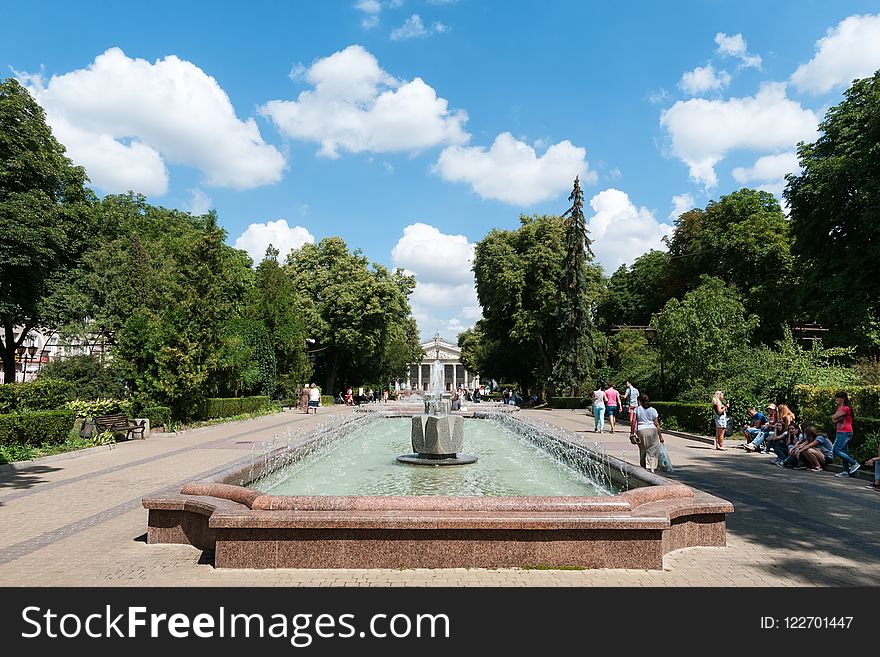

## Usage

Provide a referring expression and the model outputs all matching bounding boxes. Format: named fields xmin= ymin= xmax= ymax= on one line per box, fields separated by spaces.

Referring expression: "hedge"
xmin=141 ymin=406 xmax=171 ymax=429
xmin=201 ymin=396 xmax=271 ymax=419
xmin=651 ymin=402 xmax=714 ymax=435
xmin=0 ymin=380 xmax=74 ymax=413
xmin=548 ymin=396 xmax=590 ymax=409
xmin=791 ymin=385 xmax=880 ymax=429
xmin=0 ymin=410 xmax=77 ymax=446
xmin=321 ymin=395 xmax=334 ymax=407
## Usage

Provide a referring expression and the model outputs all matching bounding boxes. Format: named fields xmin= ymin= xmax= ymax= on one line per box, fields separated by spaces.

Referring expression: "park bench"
xmin=94 ymin=413 xmax=147 ymax=441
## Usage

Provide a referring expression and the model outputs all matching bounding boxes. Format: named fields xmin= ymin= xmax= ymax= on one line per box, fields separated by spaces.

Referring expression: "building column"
xmin=417 ymin=362 xmax=422 ymax=391
xmin=452 ymin=363 xmax=457 ymax=390
xmin=464 ymin=370 xmax=468 ymax=389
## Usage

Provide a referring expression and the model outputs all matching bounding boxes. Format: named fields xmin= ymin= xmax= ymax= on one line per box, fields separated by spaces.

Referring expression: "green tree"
xmin=552 ymin=177 xmax=595 ymax=395
xmin=665 ymin=188 xmax=794 ymax=342
xmin=471 ymin=214 xmax=602 ymax=398
xmin=36 ymin=353 xmax=127 ymax=400
xmin=211 ymin=318 xmax=276 ymax=398
xmin=247 ymin=245 xmax=312 ymax=396
xmin=652 ymin=276 xmax=759 ymax=398
xmin=596 ymin=250 xmax=672 ymax=330
xmin=285 ymin=237 xmax=420 ymax=393
xmin=786 ymin=70 xmax=880 ymax=354
xmin=0 ymin=78 xmax=94 ymax=383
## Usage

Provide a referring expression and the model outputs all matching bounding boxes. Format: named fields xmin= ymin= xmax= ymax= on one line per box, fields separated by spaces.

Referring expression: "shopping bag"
xmin=658 ymin=443 xmax=674 ymax=473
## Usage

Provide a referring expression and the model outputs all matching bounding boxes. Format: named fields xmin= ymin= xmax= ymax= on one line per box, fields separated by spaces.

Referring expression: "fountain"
xmin=397 ymin=357 xmax=477 ymax=466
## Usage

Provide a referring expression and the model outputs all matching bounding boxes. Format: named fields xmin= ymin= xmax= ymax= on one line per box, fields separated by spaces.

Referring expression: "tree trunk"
xmin=324 ymin=350 xmax=338 ymax=395
xmin=2 ymin=321 xmax=24 ymax=384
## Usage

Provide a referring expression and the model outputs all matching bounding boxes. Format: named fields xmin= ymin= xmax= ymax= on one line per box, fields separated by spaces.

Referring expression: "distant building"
xmin=401 ymin=334 xmax=479 ymax=392
xmin=1 ymin=327 xmax=110 ymax=383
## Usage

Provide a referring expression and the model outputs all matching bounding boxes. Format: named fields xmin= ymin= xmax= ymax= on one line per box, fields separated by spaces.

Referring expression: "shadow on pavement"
xmin=0 ymin=464 xmax=62 ymax=499
xmin=659 ymin=449 xmax=879 ymax=584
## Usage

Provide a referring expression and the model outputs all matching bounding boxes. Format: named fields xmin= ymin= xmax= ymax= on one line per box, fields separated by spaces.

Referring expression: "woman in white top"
xmin=630 ymin=393 xmax=663 ymax=472
xmin=592 ymin=384 xmax=607 ymax=433
xmin=308 ymin=384 xmax=321 ymax=414
xmin=712 ymin=390 xmax=728 ymax=451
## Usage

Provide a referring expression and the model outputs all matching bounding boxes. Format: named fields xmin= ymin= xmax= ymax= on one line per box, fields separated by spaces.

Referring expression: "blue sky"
xmin=4 ymin=1 xmax=880 ymax=341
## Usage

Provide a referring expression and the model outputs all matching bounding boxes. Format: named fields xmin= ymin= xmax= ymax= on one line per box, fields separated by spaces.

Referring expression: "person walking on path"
xmin=624 ymin=381 xmax=639 ymax=425
xmin=832 ymin=391 xmax=860 ymax=477
xmin=712 ymin=390 xmax=728 ymax=451
xmin=308 ymin=383 xmax=321 ymax=414
xmin=631 ymin=393 xmax=663 ymax=473
xmin=592 ymin=384 xmax=607 ymax=433
xmin=604 ymin=383 xmax=621 ymax=433
xmin=299 ymin=385 xmax=310 ymax=414
xmin=864 ymin=449 xmax=880 ymax=492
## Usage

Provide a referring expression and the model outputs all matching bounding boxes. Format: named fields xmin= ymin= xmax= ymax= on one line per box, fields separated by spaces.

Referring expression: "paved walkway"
xmin=0 ymin=406 xmax=877 ymax=586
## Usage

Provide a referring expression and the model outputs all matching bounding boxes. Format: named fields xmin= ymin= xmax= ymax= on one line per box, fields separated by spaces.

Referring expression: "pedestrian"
xmin=299 ymin=384 xmax=310 ymax=414
xmin=624 ymin=380 xmax=639 ymax=425
xmin=831 ymin=391 xmax=861 ymax=478
xmin=592 ymin=383 xmax=607 ymax=433
xmin=308 ymin=383 xmax=320 ymax=414
xmin=604 ymin=382 xmax=620 ymax=434
xmin=712 ymin=390 xmax=728 ymax=451
xmin=383 ymin=389 xmax=389 ymax=403
xmin=630 ymin=393 xmax=663 ymax=473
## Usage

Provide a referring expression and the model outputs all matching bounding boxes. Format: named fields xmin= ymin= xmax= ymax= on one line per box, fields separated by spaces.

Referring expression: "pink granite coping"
xmin=142 ymin=412 xmax=734 ymax=569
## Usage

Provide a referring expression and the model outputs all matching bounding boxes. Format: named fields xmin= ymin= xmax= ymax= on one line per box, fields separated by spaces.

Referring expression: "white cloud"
xmin=390 ymin=14 xmax=448 ymax=40
xmin=715 ymin=32 xmax=762 ymax=69
xmin=659 ymin=82 xmax=818 ymax=188
xmin=679 ymin=64 xmax=731 ymax=95
xmin=392 ymin=222 xmax=478 ymax=341
xmin=356 ymin=0 xmax=381 ymax=13
xmin=647 ymin=89 xmax=670 ymax=104
xmin=261 ymin=45 xmax=468 ymax=158
xmin=186 ymin=188 xmax=212 ymax=215
xmin=587 ymin=189 xmax=674 ymax=272
xmin=392 ymin=223 xmax=474 ymax=286
xmin=234 ymin=219 xmax=315 ymax=264
xmin=433 ymin=132 xmax=594 ymax=205
xmin=731 ymin=151 xmax=800 ymax=185
xmin=669 ymin=193 xmax=695 ymax=220
xmin=391 ymin=14 xmax=428 ymax=39
xmin=362 ymin=15 xmax=380 ymax=29
xmin=791 ymin=14 xmax=880 ymax=94
xmin=21 ymin=48 xmax=285 ymax=195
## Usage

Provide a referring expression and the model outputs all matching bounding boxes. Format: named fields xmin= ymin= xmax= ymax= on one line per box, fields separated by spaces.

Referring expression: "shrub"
xmin=853 ymin=426 xmax=880 ymax=462
xmin=791 ymin=385 xmax=880 ymax=432
xmin=37 ymin=354 xmax=128 ymax=400
xmin=64 ymin=398 xmax=131 ymax=418
xmin=548 ymin=396 xmax=590 ymax=409
xmin=651 ymin=402 xmax=714 ymax=435
xmin=141 ymin=406 xmax=171 ymax=428
xmin=320 ymin=395 xmax=334 ymax=407
xmin=0 ymin=379 xmax=75 ymax=413
xmin=0 ymin=384 xmax=15 ymax=414
xmin=201 ymin=396 xmax=271 ymax=419
xmin=0 ymin=410 xmax=77 ymax=446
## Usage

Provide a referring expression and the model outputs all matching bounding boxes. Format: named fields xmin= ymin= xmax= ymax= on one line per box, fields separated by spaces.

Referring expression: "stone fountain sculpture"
xmin=397 ymin=357 xmax=477 ymax=466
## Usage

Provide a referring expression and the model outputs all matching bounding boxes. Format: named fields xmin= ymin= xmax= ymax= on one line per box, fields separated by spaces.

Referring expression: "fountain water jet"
xmin=397 ymin=357 xmax=477 ymax=465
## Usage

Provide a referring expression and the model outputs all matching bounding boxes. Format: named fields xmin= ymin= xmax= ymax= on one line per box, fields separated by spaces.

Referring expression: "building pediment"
xmin=419 ymin=339 xmax=461 ymax=362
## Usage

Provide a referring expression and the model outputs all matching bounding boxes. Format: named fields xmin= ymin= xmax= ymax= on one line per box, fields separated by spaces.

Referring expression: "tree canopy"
xmin=786 ymin=69 xmax=880 ymax=354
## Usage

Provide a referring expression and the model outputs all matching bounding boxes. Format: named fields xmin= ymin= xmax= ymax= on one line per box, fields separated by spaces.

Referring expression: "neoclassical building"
xmin=402 ymin=334 xmax=479 ymax=392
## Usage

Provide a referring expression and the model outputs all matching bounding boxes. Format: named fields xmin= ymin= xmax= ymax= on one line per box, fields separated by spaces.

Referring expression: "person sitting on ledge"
xmin=742 ymin=406 xmax=769 ymax=449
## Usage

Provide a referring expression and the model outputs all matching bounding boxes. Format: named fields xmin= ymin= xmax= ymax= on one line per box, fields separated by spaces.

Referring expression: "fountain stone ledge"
xmin=142 ymin=412 xmax=734 ymax=570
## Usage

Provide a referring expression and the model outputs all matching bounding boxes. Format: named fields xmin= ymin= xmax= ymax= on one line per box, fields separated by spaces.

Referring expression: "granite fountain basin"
xmin=142 ymin=413 xmax=733 ymax=569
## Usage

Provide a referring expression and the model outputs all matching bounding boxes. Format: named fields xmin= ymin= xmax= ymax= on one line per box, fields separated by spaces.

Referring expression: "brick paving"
xmin=0 ymin=405 xmax=877 ymax=587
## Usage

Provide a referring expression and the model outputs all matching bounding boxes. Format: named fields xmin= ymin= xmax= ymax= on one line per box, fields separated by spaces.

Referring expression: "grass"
xmin=166 ymin=403 xmax=282 ymax=433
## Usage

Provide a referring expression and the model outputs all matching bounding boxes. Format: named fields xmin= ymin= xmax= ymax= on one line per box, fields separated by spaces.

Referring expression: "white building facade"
xmin=402 ymin=334 xmax=479 ymax=393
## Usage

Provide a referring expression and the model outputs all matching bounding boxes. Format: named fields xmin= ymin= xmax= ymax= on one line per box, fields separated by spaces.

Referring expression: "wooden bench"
xmin=94 ymin=413 xmax=146 ymax=440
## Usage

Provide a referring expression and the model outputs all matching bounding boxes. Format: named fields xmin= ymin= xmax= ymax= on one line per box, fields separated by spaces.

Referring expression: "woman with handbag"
xmin=630 ymin=393 xmax=663 ymax=473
